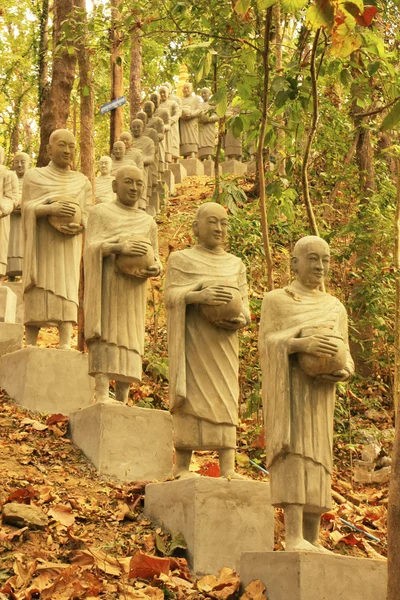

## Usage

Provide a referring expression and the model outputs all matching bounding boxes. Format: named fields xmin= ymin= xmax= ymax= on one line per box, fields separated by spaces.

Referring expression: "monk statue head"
xmin=162 ymin=82 xmax=173 ymax=94
xmin=136 ymin=111 xmax=148 ymax=127
xmin=159 ymin=85 xmax=169 ymax=103
xmin=182 ymin=82 xmax=193 ymax=98
xmin=47 ymin=129 xmax=76 ymax=169
xmin=200 ymin=87 xmax=212 ymax=102
xmin=120 ymin=131 xmax=133 ymax=150
xmin=112 ymin=141 xmax=126 ymax=161
xmin=158 ymin=108 xmax=170 ymax=127
xmin=143 ymin=101 xmax=155 ymax=119
xmin=291 ymin=236 xmax=330 ymax=289
xmin=132 ymin=119 xmax=144 ymax=139
xmin=193 ymin=202 xmax=228 ymax=251
xmin=12 ymin=152 xmax=30 ymax=178
xmin=98 ymin=156 xmax=112 ymax=176
xmin=150 ymin=92 xmax=160 ymax=109
xmin=112 ymin=165 xmax=144 ymax=207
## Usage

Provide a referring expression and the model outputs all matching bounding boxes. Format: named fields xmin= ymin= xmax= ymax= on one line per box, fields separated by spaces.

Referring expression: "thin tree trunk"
xmin=214 ymin=116 xmax=226 ymax=199
xmin=273 ymin=3 xmax=285 ymax=177
xmin=38 ymin=0 xmax=49 ymax=131
xmin=257 ymin=7 xmax=274 ymax=291
xmin=387 ymin=159 xmax=400 ymax=600
xmin=129 ymin=21 xmax=143 ymax=127
xmin=37 ymin=0 xmax=77 ymax=166
xmin=110 ymin=0 xmax=124 ymax=151
xmin=327 ymin=132 xmax=359 ymax=205
xmin=301 ymin=28 xmax=321 ymax=237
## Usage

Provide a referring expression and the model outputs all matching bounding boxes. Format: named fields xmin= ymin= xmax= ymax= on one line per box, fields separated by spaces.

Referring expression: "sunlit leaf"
xmin=306 ymin=0 xmax=335 ymax=30
xmin=280 ymin=0 xmax=308 ymax=11
xmin=256 ymin=0 xmax=278 ymax=8
xmin=234 ymin=0 xmax=251 ymax=15
xmin=381 ymin=100 xmax=400 ymax=132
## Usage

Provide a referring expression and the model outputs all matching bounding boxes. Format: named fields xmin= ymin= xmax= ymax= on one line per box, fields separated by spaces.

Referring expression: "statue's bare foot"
xmin=221 ymin=471 xmax=247 ymax=480
xmin=174 ymin=469 xmax=200 ymax=480
xmin=58 ymin=343 xmax=70 ymax=350
xmin=286 ymin=539 xmax=320 ymax=552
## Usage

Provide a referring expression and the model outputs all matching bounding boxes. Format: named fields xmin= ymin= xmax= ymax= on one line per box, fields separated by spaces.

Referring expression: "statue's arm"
xmin=0 ymin=171 xmax=15 ymax=217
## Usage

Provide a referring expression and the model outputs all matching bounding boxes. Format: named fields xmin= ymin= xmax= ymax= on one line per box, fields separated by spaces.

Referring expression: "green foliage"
xmin=212 ymin=178 xmax=247 ymax=213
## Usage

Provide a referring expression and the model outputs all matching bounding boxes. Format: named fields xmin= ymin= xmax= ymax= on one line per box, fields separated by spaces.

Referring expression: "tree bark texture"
xmin=129 ymin=22 xmax=143 ymax=128
xmin=110 ymin=0 xmax=124 ymax=152
xmin=37 ymin=0 xmax=77 ymax=166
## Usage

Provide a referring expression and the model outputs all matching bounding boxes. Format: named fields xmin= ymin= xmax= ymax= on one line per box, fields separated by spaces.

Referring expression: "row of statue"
xmin=0 ymin=124 xmax=354 ymax=554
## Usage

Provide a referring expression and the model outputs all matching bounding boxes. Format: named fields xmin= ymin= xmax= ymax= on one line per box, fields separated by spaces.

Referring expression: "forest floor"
xmin=0 ymin=175 xmax=392 ymax=599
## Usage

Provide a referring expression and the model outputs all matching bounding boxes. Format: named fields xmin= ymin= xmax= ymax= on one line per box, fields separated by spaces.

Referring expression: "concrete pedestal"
xmin=179 ymin=158 xmax=204 ymax=177
xmin=145 ymin=478 xmax=274 ymax=576
xmin=0 ymin=347 xmax=94 ymax=415
xmin=70 ymin=403 xmax=173 ymax=481
xmin=3 ymin=282 xmax=23 ymax=323
xmin=246 ymin=160 xmax=256 ymax=175
xmin=169 ymin=162 xmax=187 ymax=184
xmin=221 ymin=159 xmax=247 ymax=176
xmin=240 ymin=552 xmax=387 ymax=600
xmin=0 ymin=323 xmax=24 ymax=359
xmin=162 ymin=169 xmax=175 ymax=194
xmin=0 ymin=287 xmax=16 ymax=323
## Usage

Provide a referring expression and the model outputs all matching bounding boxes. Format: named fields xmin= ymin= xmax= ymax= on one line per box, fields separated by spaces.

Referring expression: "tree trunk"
xmin=110 ymin=0 xmax=124 ymax=151
xmin=129 ymin=21 xmax=143 ymax=128
xmin=273 ymin=3 xmax=285 ymax=177
xmin=37 ymin=0 xmax=77 ymax=166
xmin=387 ymin=160 xmax=400 ymax=600
xmin=38 ymin=0 xmax=49 ymax=119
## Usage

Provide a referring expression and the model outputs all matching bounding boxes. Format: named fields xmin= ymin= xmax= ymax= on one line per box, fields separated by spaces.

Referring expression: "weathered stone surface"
xmin=0 ymin=286 xmax=16 ymax=323
xmin=0 ymin=322 xmax=23 ymax=358
xmin=221 ymin=159 xmax=247 ymax=176
xmin=2 ymin=502 xmax=48 ymax=530
xmin=69 ymin=402 xmax=173 ymax=481
xmin=179 ymin=158 xmax=204 ymax=177
xmin=0 ymin=347 xmax=94 ymax=415
xmin=145 ymin=478 xmax=274 ymax=576
xmin=3 ymin=281 xmax=23 ymax=323
xmin=240 ymin=552 xmax=387 ymax=600
xmin=202 ymin=159 xmax=216 ymax=177
xmin=162 ymin=169 xmax=175 ymax=194
xmin=169 ymin=162 xmax=187 ymax=184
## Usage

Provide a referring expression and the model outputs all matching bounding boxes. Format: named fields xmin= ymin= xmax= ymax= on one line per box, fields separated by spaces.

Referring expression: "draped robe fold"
xmin=168 ymin=95 xmax=182 ymax=159
xmin=84 ymin=201 xmax=160 ymax=382
xmin=166 ymin=246 xmax=249 ymax=449
xmin=22 ymin=162 xmax=92 ymax=325
xmin=0 ymin=167 xmax=18 ymax=276
xmin=7 ymin=175 xmax=24 ymax=275
xmin=94 ymin=175 xmax=115 ymax=204
xmin=259 ymin=286 xmax=354 ymax=511
xmin=198 ymin=102 xmax=218 ymax=159
xmin=179 ymin=96 xmax=202 ymax=156
xmin=132 ymin=136 xmax=156 ymax=202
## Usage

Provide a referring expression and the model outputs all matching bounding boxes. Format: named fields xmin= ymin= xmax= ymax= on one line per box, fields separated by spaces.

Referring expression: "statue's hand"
xmin=120 ymin=240 xmax=148 ymax=256
xmin=198 ymin=285 xmax=233 ymax=306
xmin=50 ymin=201 xmax=77 ymax=218
xmin=133 ymin=264 xmax=161 ymax=279
xmin=295 ymin=334 xmax=338 ymax=357
xmin=317 ymin=369 xmax=351 ymax=383
xmin=59 ymin=222 xmax=83 ymax=235
xmin=214 ymin=314 xmax=247 ymax=330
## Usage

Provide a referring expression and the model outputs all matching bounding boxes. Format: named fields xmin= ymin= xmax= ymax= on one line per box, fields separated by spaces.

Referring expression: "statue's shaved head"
xmin=293 ymin=236 xmax=330 ymax=258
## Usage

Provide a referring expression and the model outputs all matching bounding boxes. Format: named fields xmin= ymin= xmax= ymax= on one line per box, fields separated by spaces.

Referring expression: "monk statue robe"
xmin=144 ymin=101 xmax=165 ymax=176
xmin=22 ymin=129 xmax=92 ymax=349
xmin=7 ymin=152 xmax=30 ymax=278
xmin=156 ymin=108 xmax=172 ymax=168
xmin=179 ymin=82 xmax=202 ymax=158
xmin=166 ymin=202 xmax=250 ymax=479
xmin=259 ymin=236 xmax=354 ymax=553
xmin=94 ymin=156 xmax=115 ymax=204
xmin=131 ymin=119 xmax=156 ymax=205
xmin=223 ymin=106 xmax=243 ymax=160
xmin=84 ymin=166 xmax=161 ymax=404
xmin=0 ymin=147 xmax=18 ymax=280
xmin=136 ymin=111 xmax=160 ymax=190
xmin=161 ymin=83 xmax=182 ymax=161
xmin=111 ymin=141 xmax=144 ymax=176
xmin=198 ymin=88 xmax=219 ymax=160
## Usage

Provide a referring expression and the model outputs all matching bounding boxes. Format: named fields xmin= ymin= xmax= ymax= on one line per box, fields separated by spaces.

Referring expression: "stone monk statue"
xmin=84 ymin=166 xmax=161 ymax=404
xmin=259 ymin=235 xmax=354 ymax=552
xmin=198 ymin=88 xmax=219 ymax=161
xmin=0 ymin=146 xmax=18 ymax=281
xmin=165 ymin=202 xmax=250 ymax=479
xmin=179 ymin=82 xmax=202 ymax=158
xmin=7 ymin=152 xmax=30 ymax=279
xmin=22 ymin=129 xmax=92 ymax=349
xmin=111 ymin=140 xmax=143 ymax=176
xmin=94 ymin=156 xmax=115 ymax=204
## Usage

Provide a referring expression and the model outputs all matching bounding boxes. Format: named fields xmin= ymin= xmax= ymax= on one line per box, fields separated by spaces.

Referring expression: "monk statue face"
xmin=193 ymin=203 xmax=228 ymax=250
xmin=120 ymin=132 xmax=133 ymax=149
xmin=144 ymin=102 xmax=154 ymax=118
xmin=159 ymin=86 xmax=168 ymax=102
xmin=112 ymin=166 xmax=144 ymax=207
xmin=150 ymin=93 xmax=160 ymax=108
xmin=99 ymin=156 xmax=112 ymax=175
xmin=113 ymin=141 xmax=125 ymax=160
xmin=201 ymin=88 xmax=211 ymax=102
xmin=47 ymin=130 xmax=76 ymax=169
xmin=132 ymin=120 xmax=144 ymax=139
xmin=291 ymin=237 xmax=330 ymax=289
xmin=182 ymin=83 xmax=192 ymax=98
xmin=136 ymin=111 xmax=147 ymax=126
xmin=13 ymin=153 xmax=30 ymax=177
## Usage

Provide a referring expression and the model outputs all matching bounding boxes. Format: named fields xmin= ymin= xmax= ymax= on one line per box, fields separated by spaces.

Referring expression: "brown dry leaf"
xmin=11 ymin=555 xmax=37 ymax=590
xmin=198 ymin=568 xmax=240 ymax=600
xmin=20 ymin=418 xmax=48 ymax=431
xmin=240 ymin=579 xmax=267 ymax=600
xmin=117 ymin=582 xmax=164 ymax=600
xmin=363 ymin=541 xmax=387 ymax=561
xmin=129 ymin=551 xmax=170 ymax=580
xmin=0 ymin=526 xmax=28 ymax=541
xmin=48 ymin=503 xmax=75 ymax=527
xmin=197 ymin=575 xmax=218 ymax=593
xmin=72 ymin=547 xmax=122 ymax=576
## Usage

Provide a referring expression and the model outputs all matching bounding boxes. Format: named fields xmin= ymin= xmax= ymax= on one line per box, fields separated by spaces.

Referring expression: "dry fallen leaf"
xmin=129 ymin=551 xmax=170 ymax=579
xmin=240 ymin=579 xmax=267 ymax=600
xmin=197 ymin=568 xmax=240 ymax=599
xmin=48 ymin=503 xmax=75 ymax=527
